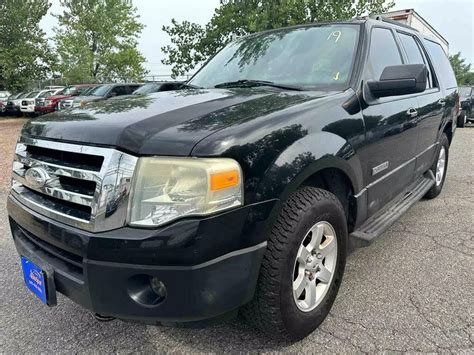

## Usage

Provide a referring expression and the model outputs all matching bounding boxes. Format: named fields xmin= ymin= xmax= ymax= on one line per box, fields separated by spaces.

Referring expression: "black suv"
xmin=457 ymin=85 xmax=473 ymax=127
xmin=8 ymin=18 xmax=458 ymax=341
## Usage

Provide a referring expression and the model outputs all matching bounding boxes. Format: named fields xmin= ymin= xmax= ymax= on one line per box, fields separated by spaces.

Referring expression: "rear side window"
xmin=366 ymin=28 xmax=403 ymax=80
xmin=424 ymin=39 xmax=457 ymax=88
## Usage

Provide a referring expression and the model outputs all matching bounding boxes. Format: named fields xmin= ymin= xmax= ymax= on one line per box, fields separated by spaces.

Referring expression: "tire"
xmin=457 ymin=111 xmax=466 ymax=128
xmin=424 ymin=133 xmax=449 ymax=199
xmin=241 ymin=187 xmax=347 ymax=341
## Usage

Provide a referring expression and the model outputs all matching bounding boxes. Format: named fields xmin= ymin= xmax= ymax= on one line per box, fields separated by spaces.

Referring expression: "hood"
xmin=22 ymin=88 xmax=335 ymax=156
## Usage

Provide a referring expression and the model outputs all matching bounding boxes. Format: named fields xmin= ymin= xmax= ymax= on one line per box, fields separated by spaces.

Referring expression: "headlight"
xmin=45 ymin=100 xmax=52 ymax=106
xmin=72 ymin=100 xmax=83 ymax=107
xmin=129 ymin=157 xmax=243 ymax=227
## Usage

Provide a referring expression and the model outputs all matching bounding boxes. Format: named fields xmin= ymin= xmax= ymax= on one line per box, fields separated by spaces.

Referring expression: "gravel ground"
xmin=0 ymin=122 xmax=473 ymax=353
xmin=0 ymin=119 xmax=26 ymax=193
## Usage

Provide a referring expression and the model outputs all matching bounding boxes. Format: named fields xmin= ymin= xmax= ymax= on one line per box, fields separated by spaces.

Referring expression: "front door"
xmin=360 ymin=26 xmax=419 ymax=217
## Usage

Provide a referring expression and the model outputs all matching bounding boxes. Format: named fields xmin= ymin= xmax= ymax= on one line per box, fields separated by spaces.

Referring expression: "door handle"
xmin=406 ymin=107 xmax=418 ymax=118
xmin=438 ymin=99 xmax=446 ymax=107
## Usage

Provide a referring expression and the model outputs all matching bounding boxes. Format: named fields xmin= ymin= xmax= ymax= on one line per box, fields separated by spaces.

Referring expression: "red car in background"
xmin=35 ymin=84 xmax=98 ymax=115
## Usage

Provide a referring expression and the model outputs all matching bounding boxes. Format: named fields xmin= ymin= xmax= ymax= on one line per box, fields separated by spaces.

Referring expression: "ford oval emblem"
xmin=25 ymin=167 xmax=49 ymax=189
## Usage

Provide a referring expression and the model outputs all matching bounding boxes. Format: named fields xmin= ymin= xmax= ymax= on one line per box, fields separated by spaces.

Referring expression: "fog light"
xmin=150 ymin=277 xmax=167 ymax=300
xmin=127 ymin=274 xmax=167 ymax=306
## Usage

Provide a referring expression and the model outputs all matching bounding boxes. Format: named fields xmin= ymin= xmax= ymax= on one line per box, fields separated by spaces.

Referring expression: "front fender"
xmin=257 ymin=131 xmax=364 ymax=203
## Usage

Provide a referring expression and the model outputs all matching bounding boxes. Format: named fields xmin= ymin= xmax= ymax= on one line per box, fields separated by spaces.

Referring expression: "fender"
xmin=257 ymin=131 xmax=364 ymax=203
xmin=253 ymin=131 xmax=366 ymax=237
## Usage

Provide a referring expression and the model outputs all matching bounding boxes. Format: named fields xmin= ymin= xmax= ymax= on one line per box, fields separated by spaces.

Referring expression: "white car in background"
xmin=20 ymin=89 xmax=61 ymax=115
xmin=0 ymin=91 xmax=11 ymax=113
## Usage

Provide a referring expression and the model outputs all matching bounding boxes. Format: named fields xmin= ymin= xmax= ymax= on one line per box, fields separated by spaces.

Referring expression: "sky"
xmin=40 ymin=0 xmax=474 ymax=76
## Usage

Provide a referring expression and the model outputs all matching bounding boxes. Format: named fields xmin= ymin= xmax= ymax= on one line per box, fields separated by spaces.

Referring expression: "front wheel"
xmin=241 ymin=187 xmax=347 ymax=341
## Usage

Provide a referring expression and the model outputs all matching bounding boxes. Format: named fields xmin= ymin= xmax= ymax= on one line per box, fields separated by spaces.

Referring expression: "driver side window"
xmin=366 ymin=28 xmax=403 ymax=81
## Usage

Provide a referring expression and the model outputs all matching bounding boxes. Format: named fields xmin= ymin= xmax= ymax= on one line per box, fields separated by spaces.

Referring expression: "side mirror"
xmin=367 ymin=64 xmax=427 ymax=98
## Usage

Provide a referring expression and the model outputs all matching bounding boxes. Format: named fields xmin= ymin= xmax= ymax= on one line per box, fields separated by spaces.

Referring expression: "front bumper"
xmin=8 ymin=195 xmax=275 ymax=324
xmin=20 ymin=105 xmax=35 ymax=113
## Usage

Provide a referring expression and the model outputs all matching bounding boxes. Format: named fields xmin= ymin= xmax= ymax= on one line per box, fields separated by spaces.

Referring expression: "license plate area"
xmin=21 ymin=256 xmax=57 ymax=306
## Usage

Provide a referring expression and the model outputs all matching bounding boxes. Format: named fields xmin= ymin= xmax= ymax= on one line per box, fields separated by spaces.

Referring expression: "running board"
xmin=350 ymin=171 xmax=435 ymax=248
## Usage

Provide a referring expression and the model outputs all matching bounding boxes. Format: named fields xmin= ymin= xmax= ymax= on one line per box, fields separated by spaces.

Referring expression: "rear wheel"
xmin=242 ymin=187 xmax=347 ymax=341
xmin=424 ymin=133 xmax=449 ymax=199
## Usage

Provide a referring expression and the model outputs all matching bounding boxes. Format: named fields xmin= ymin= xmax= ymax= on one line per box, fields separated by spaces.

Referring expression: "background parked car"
xmin=131 ymin=82 xmax=183 ymax=95
xmin=20 ymin=89 xmax=60 ymax=116
xmin=0 ymin=91 xmax=11 ymax=113
xmin=457 ymin=86 xmax=473 ymax=127
xmin=59 ymin=83 xmax=142 ymax=109
xmin=5 ymin=92 xmax=28 ymax=116
xmin=35 ymin=84 xmax=98 ymax=115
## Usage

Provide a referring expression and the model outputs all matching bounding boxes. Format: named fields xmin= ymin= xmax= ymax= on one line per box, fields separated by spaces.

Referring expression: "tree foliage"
xmin=449 ymin=52 xmax=474 ymax=85
xmin=55 ymin=0 xmax=147 ymax=83
xmin=162 ymin=0 xmax=395 ymax=77
xmin=0 ymin=0 xmax=55 ymax=91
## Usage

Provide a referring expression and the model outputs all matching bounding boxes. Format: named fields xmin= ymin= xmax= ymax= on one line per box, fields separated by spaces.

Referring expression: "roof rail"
xmin=372 ymin=15 xmax=419 ymax=32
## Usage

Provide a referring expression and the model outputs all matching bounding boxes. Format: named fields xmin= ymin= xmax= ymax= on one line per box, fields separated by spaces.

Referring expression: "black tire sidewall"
xmin=457 ymin=111 xmax=466 ymax=128
xmin=279 ymin=195 xmax=347 ymax=339
xmin=425 ymin=134 xmax=449 ymax=199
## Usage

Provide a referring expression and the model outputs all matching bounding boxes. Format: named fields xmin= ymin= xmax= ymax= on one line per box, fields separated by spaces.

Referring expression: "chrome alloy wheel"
xmin=292 ymin=221 xmax=338 ymax=312
xmin=435 ymin=146 xmax=446 ymax=186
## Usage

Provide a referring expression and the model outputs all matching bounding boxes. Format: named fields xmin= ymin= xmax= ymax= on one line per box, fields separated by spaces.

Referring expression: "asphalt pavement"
xmin=0 ymin=124 xmax=473 ymax=353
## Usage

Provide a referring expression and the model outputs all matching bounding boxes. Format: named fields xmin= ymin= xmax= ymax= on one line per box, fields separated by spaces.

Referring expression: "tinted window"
xmin=190 ymin=25 xmax=360 ymax=89
xmin=366 ymin=28 xmax=403 ymax=80
xmin=424 ymin=39 xmax=457 ymax=88
xmin=111 ymin=86 xmax=128 ymax=96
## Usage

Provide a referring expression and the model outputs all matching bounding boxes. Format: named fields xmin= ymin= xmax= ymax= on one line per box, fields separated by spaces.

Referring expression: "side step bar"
xmin=350 ymin=171 xmax=435 ymax=248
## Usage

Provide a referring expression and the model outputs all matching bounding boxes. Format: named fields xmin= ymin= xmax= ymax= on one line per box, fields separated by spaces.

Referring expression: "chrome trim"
xmin=11 ymin=137 xmax=138 ymax=232
xmin=13 ymin=168 xmax=94 ymax=207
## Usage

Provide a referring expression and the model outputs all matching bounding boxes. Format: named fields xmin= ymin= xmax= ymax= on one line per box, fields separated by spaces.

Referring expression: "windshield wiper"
xmin=214 ymin=79 xmax=303 ymax=91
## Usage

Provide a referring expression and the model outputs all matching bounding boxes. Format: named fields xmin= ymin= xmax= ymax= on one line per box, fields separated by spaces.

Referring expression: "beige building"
xmin=379 ymin=8 xmax=449 ymax=54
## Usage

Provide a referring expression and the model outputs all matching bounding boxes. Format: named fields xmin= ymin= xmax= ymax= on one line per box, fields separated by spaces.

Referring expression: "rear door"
xmin=421 ymin=39 xmax=458 ymax=165
xmin=396 ymin=31 xmax=446 ymax=178
xmin=360 ymin=26 xmax=420 ymax=216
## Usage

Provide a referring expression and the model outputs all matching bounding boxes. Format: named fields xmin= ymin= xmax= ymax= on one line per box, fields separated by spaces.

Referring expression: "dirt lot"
xmin=0 ymin=120 xmax=473 ymax=353
xmin=0 ymin=118 xmax=26 ymax=193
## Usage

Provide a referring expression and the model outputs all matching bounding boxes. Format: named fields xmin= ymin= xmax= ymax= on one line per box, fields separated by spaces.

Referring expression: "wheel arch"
xmin=258 ymin=132 xmax=364 ymax=232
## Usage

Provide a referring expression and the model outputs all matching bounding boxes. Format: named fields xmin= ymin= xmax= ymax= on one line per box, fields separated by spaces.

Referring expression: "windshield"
xmin=89 ymin=84 xmax=112 ymax=96
xmin=189 ymin=24 xmax=360 ymax=90
xmin=459 ymin=86 xmax=472 ymax=97
xmin=78 ymin=86 xmax=95 ymax=95
xmin=59 ymin=86 xmax=78 ymax=96
xmin=133 ymin=83 xmax=161 ymax=95
xmin=39 ymin=90 xmax=54 ymax=98
xmin=26 ymin=91 xmax=40 ymax=98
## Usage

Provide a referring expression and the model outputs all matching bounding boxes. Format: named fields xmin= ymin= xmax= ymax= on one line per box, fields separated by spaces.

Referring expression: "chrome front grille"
xmin=11 ymin=137 xmax=138 ymax=232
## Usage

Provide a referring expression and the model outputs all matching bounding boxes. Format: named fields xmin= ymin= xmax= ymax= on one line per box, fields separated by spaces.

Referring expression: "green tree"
xmin=0 ymin=0 xmax=55 ymax=91
xmin=449 ymin=52 xmax=473 ymax=85
xmin=55 ymin=0 xmax=147 ymax=83
xmin=162 ymin=0 xmax=395 ymax=77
